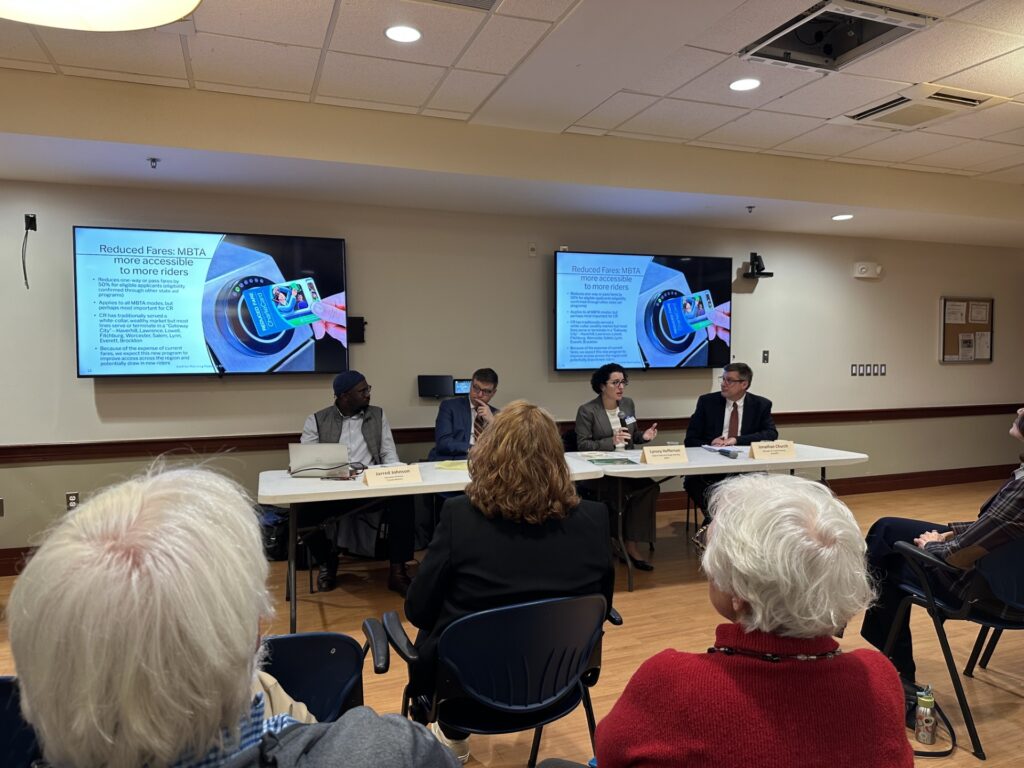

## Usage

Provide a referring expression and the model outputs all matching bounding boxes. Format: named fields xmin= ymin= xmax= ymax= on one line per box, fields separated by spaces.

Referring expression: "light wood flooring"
xmin=1 ymin=481 xmax=1021 ymax=766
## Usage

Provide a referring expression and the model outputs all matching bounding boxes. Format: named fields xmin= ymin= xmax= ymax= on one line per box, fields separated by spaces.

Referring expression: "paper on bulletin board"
xmin=968 ymin=302 xmax=989 ymax=324
xmin=975 ymin=331 xmax=991 ymax=359
xmin=958 ymin=333 xmax=975 ymax=360
xmin=944 ymin=301 xmax=967 ymax=324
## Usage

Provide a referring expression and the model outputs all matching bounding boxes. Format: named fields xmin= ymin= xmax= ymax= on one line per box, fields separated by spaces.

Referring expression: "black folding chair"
xmin=262 ymin=621 xmax=389 ymax=723
xmin=384 ymin=595 xmax=621 ymax=768
xmin=882 ymin=538 xmax=1024 ymax=760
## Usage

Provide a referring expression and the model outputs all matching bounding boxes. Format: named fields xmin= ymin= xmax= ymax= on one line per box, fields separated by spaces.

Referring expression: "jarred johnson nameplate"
xmin=749 ymin=440 xmax=796 ymax=459
xmin=363 ymin=465 xmax=422 ymax=487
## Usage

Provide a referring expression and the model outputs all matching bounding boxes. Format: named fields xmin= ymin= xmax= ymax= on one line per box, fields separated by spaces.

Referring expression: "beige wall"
xmin=1 ymin=178 xmax=1022 ymax=546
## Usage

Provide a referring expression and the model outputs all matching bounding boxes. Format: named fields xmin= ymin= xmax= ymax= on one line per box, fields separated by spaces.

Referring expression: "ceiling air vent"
xmin=834 ymin=84 xmax=1009 ymax=130
xmin=740 ymin=1 xmax=934 ymax=74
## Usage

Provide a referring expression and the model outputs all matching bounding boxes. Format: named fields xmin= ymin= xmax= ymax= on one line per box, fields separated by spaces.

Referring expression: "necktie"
xmin=727 ymin=402 xmax=739 ymax=439
xmin=473 ymin=409 xmax=486 ymax=440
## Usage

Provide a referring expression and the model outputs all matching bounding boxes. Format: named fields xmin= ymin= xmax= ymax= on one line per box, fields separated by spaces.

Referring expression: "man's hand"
xmin=711 ymin=436 xmax=737 ymax=447
xmin=473 ymin=400 xmax=495 ymax=424
xmin=643 ymin=422 xmax=659 ymax=442
xmin=708 ymin=300 xmax=731 ymax=344
xmin=310 ymin=290 xmax=348 ymax=346
xmin=914 ymin=530 xmax=954 ymax=548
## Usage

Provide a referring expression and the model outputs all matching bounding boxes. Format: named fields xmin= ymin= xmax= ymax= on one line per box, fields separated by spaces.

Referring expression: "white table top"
xmin=258 ymin=455 xmax=604 ymax=505
xmin=567 ymin=443 xmax=869 ymax=479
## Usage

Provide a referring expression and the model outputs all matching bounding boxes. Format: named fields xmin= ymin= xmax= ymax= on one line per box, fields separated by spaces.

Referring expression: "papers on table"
xmin=435 ymin=460 xmax=468 ymax=470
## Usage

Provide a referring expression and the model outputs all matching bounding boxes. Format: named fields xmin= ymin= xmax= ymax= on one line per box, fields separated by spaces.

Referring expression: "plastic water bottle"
xmin=914 ymin=686 xmax=937 ymax=745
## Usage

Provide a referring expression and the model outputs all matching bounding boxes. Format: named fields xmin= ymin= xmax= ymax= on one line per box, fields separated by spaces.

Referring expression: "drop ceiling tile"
xmin=828 ymin=156 xmax=892 ymax=167
xmin=686 ymin=140 xmax=760 ymax=153
xmin=762 ymin=148 xmax=831 ymax=160
xmin=422 ymin=109 xmax=470 ymax=120
xmin=564 ymin=125 xmax=607 ymax=136
xmin=576 ymin=92 xmax=659 ymax=130
xmin=987 ymin=125 xmax=1024 ymax=146
xmin=937 ymin=48 xmax=1024 ymax=98
xmin=457 ymin=15 xmax=548 ymax=75
xmin=695 ymin=0 xmax=817 ymax=54
xmin=195 ymin=82 xmax=309 ymax=101
xmin=767 ymin=74 xmax=910 ymax=119
xmin=923 ymin=101 xmax=1024 ymax=139
xmin=627 ymin=46 xmax=727 ymax=96
xmin=842 ymin=21 xmax=1023 ymax=84
xmin=330 ymin=0 xmax=486 ymax=67
xmin=319 ymin=51 xmax=445 ymax=106
xmin=698 ymin=110 xmax=821 ymax=148
xmin=495 ymin=0 xmax=576 ymax=22
xmin=606 ymin=130 xmax=685 ymax=144
xmin=898 ymin=0 xmax=981 ymax=15
xmin=844 ymin=131 xmax=966 ymax=162
xmin=891 ymin=162 xmax=957 ymax=173
xmin=773 ymin=123 xmax=893 ymax=156
xmin=669 ymin=56 xmax=822 ymax=108
xmin=953 ymin=0 xmax=1024 ymax=36
xmin=36 ymin=27 xmax=187 ymax=78
xmin=193 ymin=0 xmax=336 ymax=48
xmin=967 ymin=146 xmax=1024 ymax=172
xmin=0 ymin=59 xmax=55 ymax=74
xmin=0 ymin=20 xmax=48 ymax=61
xmin=189 ymin=34 xmax=320 ymax=92
xmin=907 ymin=138 xmax=1024 ymax=169
xmin=427 ymin=69 xmax=502 ymax=113
xmin=60 ymin=68 xmax=189 ymax=88
xmin=315 ymin=95 xmax=419 ymax=113
xmin=617 ymin=99 xmax=747 ymax=140
xmin=974 ymin=162 xmax=1024 ymax=183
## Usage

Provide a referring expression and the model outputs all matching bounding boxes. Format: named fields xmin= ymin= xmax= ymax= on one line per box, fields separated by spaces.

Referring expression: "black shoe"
xmin=617 ymin=553 xmax=654 ymax=571
xmin=317 ymin=551 xmax=339 ymax=592
xmin=388 ymin=562 xmax=412 ymax=597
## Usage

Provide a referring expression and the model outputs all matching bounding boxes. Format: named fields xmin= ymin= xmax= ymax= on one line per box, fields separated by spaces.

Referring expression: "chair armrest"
xmin=382 ymin=610 xmax=419 ymax=664
xmin=362 ymin=618 xmax=390 ymax=674
xmin=607 ymin=607 xmax=623 ymax=626
xmin=893 ymin=540 xmax=962 ymax=574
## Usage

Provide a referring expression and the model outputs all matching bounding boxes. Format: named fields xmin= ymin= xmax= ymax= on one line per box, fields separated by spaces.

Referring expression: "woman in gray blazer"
xmin=575 ymin=362 xmax=660 ymax=570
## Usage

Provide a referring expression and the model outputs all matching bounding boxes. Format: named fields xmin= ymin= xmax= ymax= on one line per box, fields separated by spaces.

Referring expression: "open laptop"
xmin=288 ymin=443 xmax=350 ymax=479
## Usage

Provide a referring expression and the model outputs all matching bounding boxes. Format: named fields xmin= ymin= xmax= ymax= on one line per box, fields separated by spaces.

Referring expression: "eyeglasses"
xmin=719 ymin=376 xmax=745 ymax=385
xmin=607 ymin=378 xmax=628 ymax=388
xmin=692 ymin=523 xmax=710 ymax=554
xmin=470 ymin=383 xmax=495 ymax=396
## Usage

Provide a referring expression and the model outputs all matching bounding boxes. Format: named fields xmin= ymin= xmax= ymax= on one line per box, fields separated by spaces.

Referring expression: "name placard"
xmin=640 ymin=445 xmax=688 ymax=464
xmin=750 ymin=440 xmax=796 ymax=459
xmin=364 ymin=464 xmax=422 ymax=487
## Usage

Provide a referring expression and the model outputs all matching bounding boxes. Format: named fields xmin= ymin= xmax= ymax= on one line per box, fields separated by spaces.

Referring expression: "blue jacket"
xmin=428 ymin=396 xmax=498 ymax=461
xmin=684 ymin=391 xmax=777 ymax=447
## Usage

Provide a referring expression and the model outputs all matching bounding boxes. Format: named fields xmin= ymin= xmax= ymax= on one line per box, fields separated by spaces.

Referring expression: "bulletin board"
xmin=940 ymin=297 xmax=993 ymax=363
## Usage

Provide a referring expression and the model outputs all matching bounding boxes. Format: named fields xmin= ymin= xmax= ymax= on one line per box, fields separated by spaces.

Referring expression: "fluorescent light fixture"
xmin=0 ymin=0 xmax=201 ymax=31
xmin=832 ymin=214 xmax=854 ymax=221
xmin=729 ymin=78 xmax=761 ymax=92
xmin=385 ymin=25 xmax=421 ymax=43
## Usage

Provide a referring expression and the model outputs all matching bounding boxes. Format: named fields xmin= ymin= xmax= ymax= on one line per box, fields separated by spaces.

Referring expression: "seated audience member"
xmin=861 ymin=407 xmax=1024 ymax=685
xmin=596 ymin=473 xmax=913 ymax=768
xmin=405 ymin=400 xmax=615 ymax=763
xmin=575 ymin=362 xmax=660 ymax=570
xmin=683 ymin=362 xmax=777 ymax=521
xmin=300 ymin=370 xmax=416 ymax=595
xmin=428 ymin=367 xmax=499 ymax=461
xmin=6 ymin=466 xmax=458 ymax=768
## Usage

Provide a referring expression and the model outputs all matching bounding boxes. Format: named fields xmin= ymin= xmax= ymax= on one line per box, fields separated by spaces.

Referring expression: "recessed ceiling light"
xmin=729 ymin=78 xmax=761 ymax=92
xmin=385 ymin=25 xmax=421 ymax=43
xmin=0 ymin=0 xmax=201 ymax=31
xmin=832 ymin=214 xmax=854 ymax=221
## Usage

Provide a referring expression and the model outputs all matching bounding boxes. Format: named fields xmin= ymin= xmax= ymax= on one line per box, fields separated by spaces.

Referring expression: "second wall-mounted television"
xmin=74 ymin=227 xmax=347 ymax=377
xmin=554 ymin=250 xmax=732 ymax=371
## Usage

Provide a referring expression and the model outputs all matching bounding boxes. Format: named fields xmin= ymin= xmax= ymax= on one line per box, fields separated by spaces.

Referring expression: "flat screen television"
xmin=73 ymin=227 xmax=347 ymax=377
xmin=554 ymin=250 xmax=732 ymax=371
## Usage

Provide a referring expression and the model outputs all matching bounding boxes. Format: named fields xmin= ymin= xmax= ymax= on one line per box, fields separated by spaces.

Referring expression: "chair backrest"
xmin=976 ymin=537 xmax=1024 ymax=611
xmin=437 ymin=595 xmax=606 ymax=713
xmin=561 ymin=429 xmax=578 ymax=453
xmin=0 ymin=677 xmax=41 ymax=768
xmin=262 ymin=632 xmax=365 ymax=722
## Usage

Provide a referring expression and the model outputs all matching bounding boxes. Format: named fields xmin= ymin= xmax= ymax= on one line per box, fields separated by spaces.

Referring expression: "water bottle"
xmin=914 ymin=686 xmax=937 ymax=745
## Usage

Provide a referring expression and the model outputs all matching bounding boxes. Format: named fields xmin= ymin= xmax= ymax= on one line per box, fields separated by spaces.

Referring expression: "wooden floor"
xmin=1 ymin=481 xmax=1021 ymax=766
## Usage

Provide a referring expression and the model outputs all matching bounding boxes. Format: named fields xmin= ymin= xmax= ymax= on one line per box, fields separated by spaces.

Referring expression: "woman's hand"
xmin=643 ymin=423 xmax=658 ymax=441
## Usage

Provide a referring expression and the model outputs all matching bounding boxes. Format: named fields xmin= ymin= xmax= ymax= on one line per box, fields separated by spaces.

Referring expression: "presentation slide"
xmin=554 ymin=251 xmax=731 ymax=370
xmin=74 ymin=228 xmax=347 ymax=377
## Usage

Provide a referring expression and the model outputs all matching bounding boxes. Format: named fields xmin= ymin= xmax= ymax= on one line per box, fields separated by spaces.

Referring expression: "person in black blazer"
xmin=684 ymin=362 xmax=778 ymax=520
xmin=405 ymin=400 xmax=614 ymax=759
xmin=575 ymin=362 xmax=660 ymax=571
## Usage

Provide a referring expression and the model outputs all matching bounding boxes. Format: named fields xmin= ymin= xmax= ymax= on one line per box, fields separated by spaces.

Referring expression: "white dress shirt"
xmin=300 ymin=409 xmax=400 ymax=465
xmin=720 ymin=395 xmax=746 ymax=440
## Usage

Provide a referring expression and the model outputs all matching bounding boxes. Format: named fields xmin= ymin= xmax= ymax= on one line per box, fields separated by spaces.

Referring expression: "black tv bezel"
xmin=73 ymin=225 xmax=347 ymax=379
xmin=553 ymin=249 xmax=733 ymax=372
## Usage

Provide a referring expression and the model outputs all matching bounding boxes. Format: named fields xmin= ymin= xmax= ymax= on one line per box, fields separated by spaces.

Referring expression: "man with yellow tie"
xmin=683 ymin=363 xmax=778 ymax=521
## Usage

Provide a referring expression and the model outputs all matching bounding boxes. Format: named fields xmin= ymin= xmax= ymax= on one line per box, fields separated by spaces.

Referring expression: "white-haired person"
xmin=595 ymin=473 xmax=913 ymax=768
xmin=6 ymin=466 xmax=459 ymax=768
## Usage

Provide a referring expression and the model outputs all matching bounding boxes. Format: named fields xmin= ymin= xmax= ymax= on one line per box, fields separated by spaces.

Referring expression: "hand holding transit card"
xmin=242 ymin=277 xmax=321 ymax=338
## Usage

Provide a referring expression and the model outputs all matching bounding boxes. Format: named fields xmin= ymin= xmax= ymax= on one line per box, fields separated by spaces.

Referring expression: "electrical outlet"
xmin=66 ymin=492 xmax=80 ymax=512
xmin=858 ymin=364 xmax=866 ymax=376
xmin=762 ymin=350 xmax=769 ymax=364
xmin=850 ymin=364 xmax=857 ymax=376
xmin=872 ymin=364 xmax=880 ymax=375
xmin=528 ymin=243 xmax=537 ymax=258
xmin=881 ymin=363 xmax=887 ymax=376
xmin=25 ymin=213 xmax=37 ymax=231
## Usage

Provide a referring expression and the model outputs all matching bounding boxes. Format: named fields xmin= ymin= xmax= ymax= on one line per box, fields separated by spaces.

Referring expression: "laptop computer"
xmin=288 ymin=443 xmax=350 ymax=479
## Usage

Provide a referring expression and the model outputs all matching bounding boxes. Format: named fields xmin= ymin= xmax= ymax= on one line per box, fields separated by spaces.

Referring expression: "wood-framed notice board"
xmin=940 ymin=297 xmax=993 ymax=363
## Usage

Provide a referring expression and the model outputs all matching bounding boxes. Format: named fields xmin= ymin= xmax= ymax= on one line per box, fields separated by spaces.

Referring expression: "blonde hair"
xmin=701 ymin=473 xmax=875 ymax=638
xmin=467 ymin=400 xmax=580 ymax=524
xmin=7 ymin=465 xmax=271 ymax=768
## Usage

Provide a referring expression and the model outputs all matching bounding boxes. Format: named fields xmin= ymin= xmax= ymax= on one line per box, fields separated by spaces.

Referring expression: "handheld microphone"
xmin=617 ymin=411 xmax=631 ymax=442
xmin=718 ymin=449 xmax=738 ymax=459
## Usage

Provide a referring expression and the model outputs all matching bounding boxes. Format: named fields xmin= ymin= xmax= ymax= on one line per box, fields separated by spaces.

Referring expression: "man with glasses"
xmin=300 ymin=370 xmax=416 ymax=595
xmin=428 ymin=368 xmax=500 ymax=461
xmin=683 ymin=362 xmax=777 ymax=521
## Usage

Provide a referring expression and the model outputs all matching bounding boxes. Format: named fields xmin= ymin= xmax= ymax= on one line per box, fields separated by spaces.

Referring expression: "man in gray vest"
xmin=299 ymin=370 xmax=415 ymax=596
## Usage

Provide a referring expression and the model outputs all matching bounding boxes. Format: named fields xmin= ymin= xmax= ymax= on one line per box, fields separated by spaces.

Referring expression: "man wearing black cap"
xmin=299 ymin=370 xmax=415 ymax=596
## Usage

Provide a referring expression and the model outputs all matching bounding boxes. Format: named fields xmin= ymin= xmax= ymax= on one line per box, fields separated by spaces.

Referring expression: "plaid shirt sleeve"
xmin=926 ymin=475 xmax=1024 ymax=563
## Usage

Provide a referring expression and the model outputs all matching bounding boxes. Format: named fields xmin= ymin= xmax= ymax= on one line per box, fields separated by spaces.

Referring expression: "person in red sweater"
xmin=595 ymin=473 xmax=913 ymax=768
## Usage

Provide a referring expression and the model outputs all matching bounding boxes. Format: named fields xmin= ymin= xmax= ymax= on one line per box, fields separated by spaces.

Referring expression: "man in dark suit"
xmin=684 ymin=362 xmax=778 ymax=520
xmin=427 ymin=368 xmax=499 ymax=461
